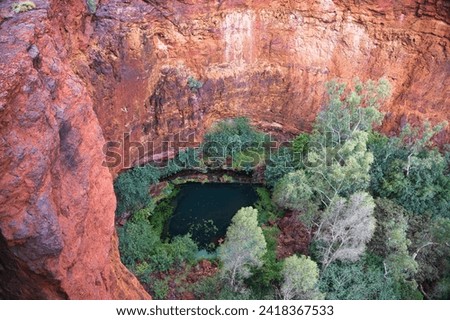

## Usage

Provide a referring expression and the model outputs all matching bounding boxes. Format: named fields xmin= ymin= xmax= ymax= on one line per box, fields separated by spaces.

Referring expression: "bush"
xmin=247 ymin=226 xmax=282 ymax=298
xmin=12 ymin=1 xmax=36 ymax=13
xmin=368 ymin=125 xmax=450 ymax=217
xmin=118 ymin=217 xmax=198 ymax=274
xmin=187 ymin=76 xmax=203 ymax=92
xmin=168 ymin=235 xmax=199 ymax=268
xmin=193 ymin=274 xmax=223 ymax=299
xmin=151 ymin=279 xmax=169 ymax=300
xmin=203 ymin=117 xmax=266 ymax=161
xmin=264 ymin=147 xmax=296 ymax=188
xmin=150 ymin=189 xmax=178 ymax=237
xmin=291 ymin=133 xmax=310 ymax=164
xmin=114 ymin=165 xmax=160 ymax=216
xmin=118 ymin=220 xmax=160 ymax=268
xmin=254 ymin=187 xmax=282 ymax=225
xmin=319 ymin=256 xmax=399 ymax=300
xmin=114 ymin=152 xmax=188 ymax=217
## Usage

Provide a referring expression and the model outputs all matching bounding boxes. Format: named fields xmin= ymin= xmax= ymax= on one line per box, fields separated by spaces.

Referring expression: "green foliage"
xmin=114 ymin=154 xmax=187 ymax=216
xmin=193 ymin=274 xmax=255 ymax=300
xmin=118 ymin=218 xmax=198 ymax=275
xmin=187 ymin=76 xmax=203 ymax=92
xmin=407 ymin=214 xmax=450 ymax=299
xmin=273 ymin=170 xmax=314 ymax=212
xmin=232 ymin=148 xmax=265 ymax=173
xmin=114 ymin=166 xmax=159 ymax=216
xmin=254 ymin=187 xmax=283 ymax=225
xmin=218 ymin=207 xmax=267 ymax=290
xmin=308 ymin=130 xmax=374 ymax=204
xmin=203 ymin=117 xmax=266 ymax=162
xmin=193 ymin=274 xmax=223 ymax=299
xmin=86 ymin=0 xmax=97 ymax=14
xmin=12 ymin=1 xmax=36 ymax=13
xmin=247 ymin=226 xmax=282 ymax=298
xmin=369 ymin=199 xmax=417 ymax=281
xmin=298 ymin=78 xmax=390 ymax=205
xmin=292 ymin=133 xmax=310 ymax=158
xmin=150 ymin=189 xmax=178 ymax=237
xmin=151 ymin=279 xmax=169 ymax=300
xmin=319 ymin=256 xmax=399 ymax=300
xmin=118 ymin=220 xmax=160 ymax=268
xmin=316 ymin=78 xmax=390 ymax=145
xmin=368 ymin=123 xmax=450 ymax=217
xmin=281 ymin=255 xmax=323 ymax=300
xmin=264 ymin=147 xmax=296 ymax=188
xmin=221 ymin=174 xmax=234 ymax=183
xmin=131 ymin=202 xmax=155 ymax=223
xmin=167 ymin=235 xmax=198 ymax=268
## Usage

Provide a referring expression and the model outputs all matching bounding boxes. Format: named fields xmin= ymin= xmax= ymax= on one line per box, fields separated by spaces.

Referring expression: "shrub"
xmin=167 ymin=235 xmax=198 ymax=268
xmin=254 ymin=187 xmax=282 ymax=225
xmin=12 ymin=1 xmax=36 ymax=13
xmin=114 ymin=165 xmax=160 ymax=216
xmin=118 ymin=214 xmax=198 ymax=275
xmin=114 ymin=153 xmax=186 ymax=217
xmin=291 ymin=133 xmax=310 ymax=164
xmin=368 ymin=124 xmax=450 ymax=218
xmin=151 ymin=279 xmax=169 ymax=300
xmin=193 ymin=274 xmax=223 ymax=299
xmin=318 ymin=257 xmax=399 ymax=300
xmin=247 ymin=226 xmax=282 ymax=298
xmin=203 ymin=117 xmax=266 ymax=161
xmin=118 ymin=220 xmax=160 ymax=268
xmin=187 ymin=76 xmax=203 ymax=92
xmin=264 ymin=147 xmax=296 ymax=187
xmin=150 ymin=190 xmax=178 ymax=237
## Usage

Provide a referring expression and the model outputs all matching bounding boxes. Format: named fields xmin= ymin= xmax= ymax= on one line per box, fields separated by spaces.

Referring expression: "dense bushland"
xmin=115 ymin=78 xmax=450 ymax=300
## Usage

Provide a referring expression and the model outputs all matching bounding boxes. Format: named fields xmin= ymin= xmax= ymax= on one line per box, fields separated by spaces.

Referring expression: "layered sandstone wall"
xmin=83 ymin=0 xmax=449 ymax=173
xmin=0 ymin=0 xmax=448 ymax=299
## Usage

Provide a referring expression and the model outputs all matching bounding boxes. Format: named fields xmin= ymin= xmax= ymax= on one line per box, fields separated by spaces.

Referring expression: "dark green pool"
xmin=167 ymin=183 xmax=258 ymax=249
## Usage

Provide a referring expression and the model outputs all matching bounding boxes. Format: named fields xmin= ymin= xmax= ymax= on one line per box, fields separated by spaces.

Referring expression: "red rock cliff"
xmin=0 ymin=0 xmax=148 ymax=299
xmin=0 ymin=0 xmax=449 ymax=299
xmin=84 ymin=0 xmax=449 ymax=172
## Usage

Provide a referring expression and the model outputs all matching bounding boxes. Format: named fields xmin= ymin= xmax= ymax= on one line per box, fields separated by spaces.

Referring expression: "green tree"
xmin=319 ymin=257 xmax=399 ymax=300
xmin=407 ymin=214 xmax=450 ymax=298
xmin=368 ymin=123 xmax=449 ymax=217
xmin=118 ymin=220 xmax=160 ymax=268
xmin=308 ymin=130 xmax=374 ymax=205
xmin=247 ymin=226 xmax=282 ymax=299
xmin=218 ymin=207 xmax=267 ymax=290
xmin=315 ymin=78 xmax=390 ymax=146
xmin=369 ymin=199 xmax=418 ymax=286
xmin=265 ymin=147 xmax=296 ymax=187
xmin=272 ymin=170 xmax=314 ymax=212
xmin=280 ymin=255 xmax=323 ymax=300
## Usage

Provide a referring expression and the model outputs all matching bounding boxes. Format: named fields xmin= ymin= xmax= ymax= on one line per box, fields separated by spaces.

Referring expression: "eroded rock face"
xmin=0 ymin=0 xmax=448 ymax=299
xmin=0 ymin=0 xmax=148 ymax=299
xmin=84 ymin=0 xmax=449 ymax=174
